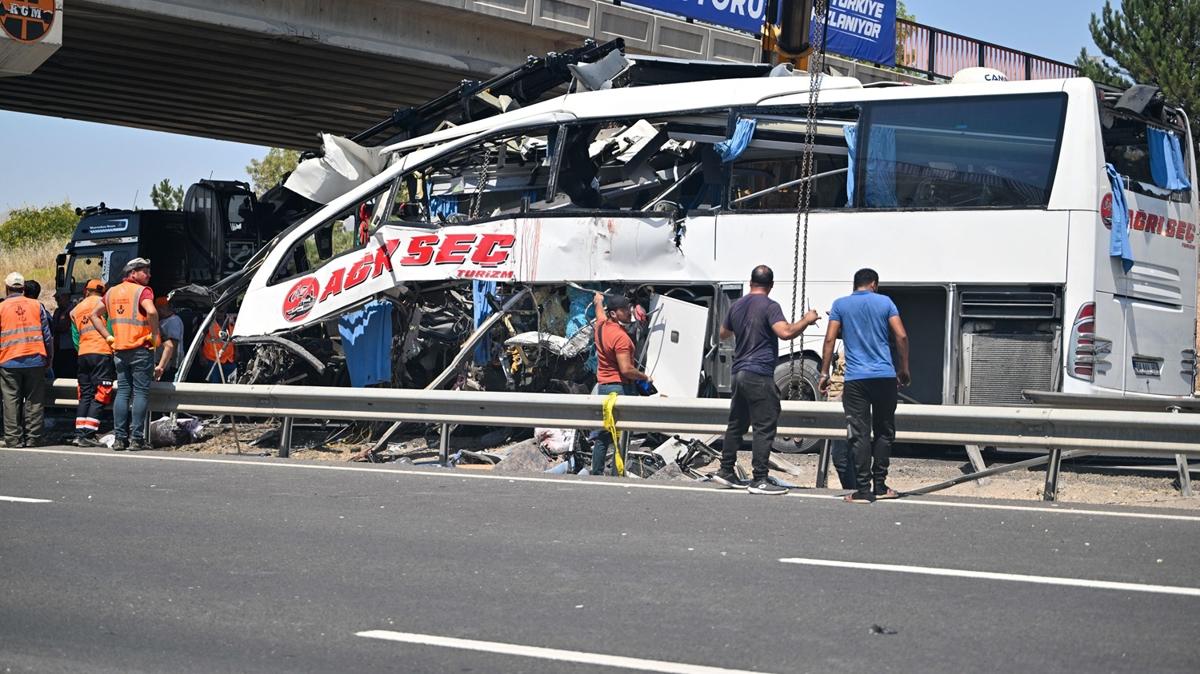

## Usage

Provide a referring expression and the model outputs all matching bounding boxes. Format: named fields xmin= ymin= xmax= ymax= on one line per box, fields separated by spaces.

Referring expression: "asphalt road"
xmin=2 ymin=446 xmax=1199 ymax=673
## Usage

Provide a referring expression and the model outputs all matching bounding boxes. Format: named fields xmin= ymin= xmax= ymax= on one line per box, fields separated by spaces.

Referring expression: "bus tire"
xmin=772 ymin=357 xmax=823 ymax=454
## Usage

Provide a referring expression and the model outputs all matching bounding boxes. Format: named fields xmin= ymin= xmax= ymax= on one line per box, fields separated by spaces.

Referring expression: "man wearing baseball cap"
xmin=70 ymin=279 xmax=114 ymax=446
xmin=90 ymin=258 xmax=160 ymax=451
xmin=0 ymin=272 xmax=53 ymax=448
xmin=588 ymin=291 xmax=652 ymax=476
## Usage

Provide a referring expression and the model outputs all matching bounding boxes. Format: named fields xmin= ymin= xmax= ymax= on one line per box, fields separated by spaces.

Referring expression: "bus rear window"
xmin=857 ymin=93 xmax=1066 ymax=209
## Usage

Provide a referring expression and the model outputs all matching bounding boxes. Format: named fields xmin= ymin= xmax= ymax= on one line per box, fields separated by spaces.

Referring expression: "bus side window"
xmin=727 ymin=109 xmax=856 ymax=211
xmin=1102 ymin=116 xmax=1192 ymax=202
xmin=859 ymin=93 xmax=1066 ymax=210
xmin=269 ymin=189 xmax=383 ymax=285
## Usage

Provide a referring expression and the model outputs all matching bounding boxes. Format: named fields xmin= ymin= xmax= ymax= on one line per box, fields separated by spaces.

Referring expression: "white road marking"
xmin=4 ymin=446 xmax=1200 ymax=523
xmin=779 ymin=557 xmax=1200 ymax=598
xmin=356 ymin=630 xmax=774 ymax=674
xmin=0 ymin=495 xmax=51 ymax=503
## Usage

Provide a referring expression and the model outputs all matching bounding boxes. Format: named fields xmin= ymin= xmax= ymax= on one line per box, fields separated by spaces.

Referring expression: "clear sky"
xmin=0 ymin=0 xmax=1111 ymax=216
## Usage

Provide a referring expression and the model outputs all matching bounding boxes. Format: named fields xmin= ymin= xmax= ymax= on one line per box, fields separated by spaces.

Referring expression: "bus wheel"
xmin=772 ymin=357 xmax=823 ymax=454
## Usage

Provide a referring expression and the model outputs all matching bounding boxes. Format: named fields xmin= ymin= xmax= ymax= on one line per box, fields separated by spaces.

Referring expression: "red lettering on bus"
xmin=471 ymin=233 xmax=516 ymax=267
xmin=435 ymin=234 xmax=477 ymax=265
xmin=400 ymin=234 xmax=439 ymax=266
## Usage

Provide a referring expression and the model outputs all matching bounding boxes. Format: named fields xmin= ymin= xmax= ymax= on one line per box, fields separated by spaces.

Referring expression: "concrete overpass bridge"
xmin=0 ymin=0 xmax=775 ymax=148
xmin=0 ymin=0 xmax=1052 ymax=149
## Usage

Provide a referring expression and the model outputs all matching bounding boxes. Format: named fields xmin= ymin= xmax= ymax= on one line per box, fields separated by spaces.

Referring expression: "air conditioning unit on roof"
xmin=0 ymin=0 xmax=62 ymax=78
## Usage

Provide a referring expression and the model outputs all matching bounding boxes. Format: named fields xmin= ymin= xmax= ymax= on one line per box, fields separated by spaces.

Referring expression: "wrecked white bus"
xmin=227 ymin=67 xmax=1197 ymax=423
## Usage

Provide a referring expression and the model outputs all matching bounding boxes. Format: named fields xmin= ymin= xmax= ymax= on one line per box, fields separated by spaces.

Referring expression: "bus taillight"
xmin=1068 ymin=302 xmax=1097 ymax=381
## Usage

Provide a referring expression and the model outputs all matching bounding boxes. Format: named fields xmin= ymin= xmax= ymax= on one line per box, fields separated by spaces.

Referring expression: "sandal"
xmin=843 ymin=492 xmax=875 ymax=504
xmin=874 ymin=488 xmax=901 ymax=500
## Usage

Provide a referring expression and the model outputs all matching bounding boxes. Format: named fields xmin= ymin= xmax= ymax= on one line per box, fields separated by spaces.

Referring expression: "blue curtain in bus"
xmin=566 ymin=285 xmax=597 ymax=373
xmin=845 ymin=123 xmax=898 ymax=207
xmin=843 ymin=125 xmax=858 ymax=206
xmin=338 ymin=299 xmax=393 ymax=387
xmin=430 ymin=195 xmax=459 ymax=220
xmin=472 ymin=280 xmax=496 ymax=364
xmin=715 ymin=117 xmax=757 ymax=163
xmin=1105 ymin=163 xmax=1134 ymax=273
xmin=865 ymin=126 xmax=898 ymax=207
xmin=1146 ymin=127 xmax=1192 ymax=191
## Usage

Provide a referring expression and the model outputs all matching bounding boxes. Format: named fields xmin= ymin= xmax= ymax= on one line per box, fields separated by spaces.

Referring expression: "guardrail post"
xmin=977 ymin=43 xmax=985 ymax=67
xmin=1043 ymin=447 xmax=1062 ymax=501
xmin=278 ymin=417 xmax=293 ymax=458
xmin=815 ymin=439 xmax=831 ymax=488
xmin=1168 ymin=406 xmax=1193 ymax=497
xmin=438 ymin=423 xmax=450 ymax=466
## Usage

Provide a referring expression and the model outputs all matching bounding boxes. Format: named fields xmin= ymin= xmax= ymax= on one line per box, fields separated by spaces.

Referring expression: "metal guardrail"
xmin=49 ymin=380 xmax=1197 ymax=499
xmin=895 ymin=19 xmax=1078 ymax=82
xmin=49 ymin=380 xmax=1200 ymax=454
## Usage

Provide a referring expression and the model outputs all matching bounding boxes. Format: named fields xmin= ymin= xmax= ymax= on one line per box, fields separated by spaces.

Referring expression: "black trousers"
xmin=721 ymin=370 xmax=780 ymax=481
xmin=842 ymin=377 xmax=898 ymax=494
xmin=76 ymin=353 xmax=114 ymax=438
xmin=0 ymin=366 xmax=46 ymax=447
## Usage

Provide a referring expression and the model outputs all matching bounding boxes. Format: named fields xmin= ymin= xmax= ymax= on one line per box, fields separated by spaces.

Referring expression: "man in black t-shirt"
xmin=714 ymin=265 xmax=819 ymax=495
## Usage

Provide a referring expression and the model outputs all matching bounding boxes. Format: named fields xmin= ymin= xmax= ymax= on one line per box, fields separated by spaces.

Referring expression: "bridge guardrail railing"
xmin=48 ymin=380 xmax=1196 ymax=501
xmin=894 ymin=18 xmax=1077 ymax=82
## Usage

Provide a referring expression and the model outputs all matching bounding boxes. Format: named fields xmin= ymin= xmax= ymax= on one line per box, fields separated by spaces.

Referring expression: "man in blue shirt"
xmin=819 ymin=268 xmax=910 ymax=503
xmin=715 ymin=265 xmax=819 ymax=495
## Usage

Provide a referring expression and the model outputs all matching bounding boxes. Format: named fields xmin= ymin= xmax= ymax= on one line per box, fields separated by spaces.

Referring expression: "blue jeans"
xmin=113 ymin=348 xmax=154 ymax=442
xmin=590 ymin=382 xmax=631 ymax=475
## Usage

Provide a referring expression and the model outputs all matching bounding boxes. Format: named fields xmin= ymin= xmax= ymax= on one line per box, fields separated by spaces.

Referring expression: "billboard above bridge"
xmin=623 ymin=0 xmax=768 ymax=34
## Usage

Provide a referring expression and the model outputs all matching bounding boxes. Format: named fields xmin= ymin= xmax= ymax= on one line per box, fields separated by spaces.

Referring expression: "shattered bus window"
xmin=270 ymin=189 xmax=386 ymax=284
xmin=728 ymin=108 xmax=857 ymax=211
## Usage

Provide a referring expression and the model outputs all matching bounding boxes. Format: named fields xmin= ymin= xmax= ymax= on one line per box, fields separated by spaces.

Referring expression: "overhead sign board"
xmin=622 ymin=0 xmax=768 ymax=35
xmin=815 ymin=0 xmax=896 ymax=66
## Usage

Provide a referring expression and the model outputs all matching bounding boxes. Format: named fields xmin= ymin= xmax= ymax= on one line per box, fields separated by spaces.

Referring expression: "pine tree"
xmin=1074 ymin=0 xmax=1200 ymax=134
xmin=149 ymin=178 xmax=184 ymax=210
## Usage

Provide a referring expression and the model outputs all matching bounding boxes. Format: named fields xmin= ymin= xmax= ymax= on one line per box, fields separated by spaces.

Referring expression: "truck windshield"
xmin=66 ymin=252 xmax=107 ymax=294
xmin=857 ymin=93 xmax=1067 ymax=209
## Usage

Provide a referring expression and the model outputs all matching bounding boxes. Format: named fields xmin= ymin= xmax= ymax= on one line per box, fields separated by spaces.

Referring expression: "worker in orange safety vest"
xmin=201 ymin=311 xmax=237 ymax=384
xmin=90 ymin=258 xmax=160 ymax=451
xmin=0 ymin=271 xmax=52 ymax=448
xmin=70 ymin=278 xmax=115 ymax=447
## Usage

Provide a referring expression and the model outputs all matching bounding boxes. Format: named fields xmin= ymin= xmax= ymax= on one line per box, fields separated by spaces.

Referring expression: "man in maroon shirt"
xmin=590 ymin=292 xmax=652 ymax=475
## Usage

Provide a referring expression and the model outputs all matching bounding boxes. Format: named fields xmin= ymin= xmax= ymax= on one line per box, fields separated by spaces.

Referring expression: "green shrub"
xmin=0 ymin=202 xmax=77 ymax=248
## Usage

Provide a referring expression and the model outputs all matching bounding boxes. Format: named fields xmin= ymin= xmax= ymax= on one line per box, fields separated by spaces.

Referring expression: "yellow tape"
xmin=602 ymin=391 xmax=624 ymax=477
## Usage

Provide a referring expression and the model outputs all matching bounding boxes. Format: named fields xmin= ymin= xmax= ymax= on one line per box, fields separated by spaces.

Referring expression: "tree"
xmin=150 ymin=178 xmax=184 ymax=210
xmin=246 ymin=147 xmax=301 ymax=195
xmin=0 ymin=202 xmax=77 ymax=248
xmin=895 ymin=1 xmax=916 ymax=66
xmin=1074 ymin=0 xmax=1200 ymax=134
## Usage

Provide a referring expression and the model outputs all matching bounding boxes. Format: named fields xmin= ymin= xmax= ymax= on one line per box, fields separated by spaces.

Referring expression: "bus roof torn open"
xmin=194 ymin=40 xmax=1195 ymax=417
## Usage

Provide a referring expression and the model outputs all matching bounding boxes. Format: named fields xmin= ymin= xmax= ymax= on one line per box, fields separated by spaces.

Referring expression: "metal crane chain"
xmin=468 ymin=145 xmax=495 ymax=220
xmin=788 ymin=0 xmax=829 ymax=398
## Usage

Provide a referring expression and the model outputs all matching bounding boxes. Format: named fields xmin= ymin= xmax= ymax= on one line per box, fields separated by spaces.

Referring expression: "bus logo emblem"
xmin=283 ymin=277 xmax=319 ymax=322
xmin=1 ymin=0 xmax=56 ymax=43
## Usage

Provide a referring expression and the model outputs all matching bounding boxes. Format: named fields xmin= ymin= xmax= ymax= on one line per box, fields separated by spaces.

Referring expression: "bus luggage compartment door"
xmin=879 ymin=286 xmax=947 ymax=405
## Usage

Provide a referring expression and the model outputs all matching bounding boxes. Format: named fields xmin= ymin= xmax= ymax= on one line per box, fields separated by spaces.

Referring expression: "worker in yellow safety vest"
xmin=70 ymin=278 xmax=115 ymax=447
xmin=90 ymin=258 xmax=160 ymax=451
xmin=0 ymin=271 xmax=52 ymax=448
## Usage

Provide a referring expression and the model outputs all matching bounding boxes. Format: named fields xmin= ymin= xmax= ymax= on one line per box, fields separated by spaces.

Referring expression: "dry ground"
xmin=0 ymin=238 xmax=68 ymax=309
xmin=168 ymin=423 xmax=1198 ymax=510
